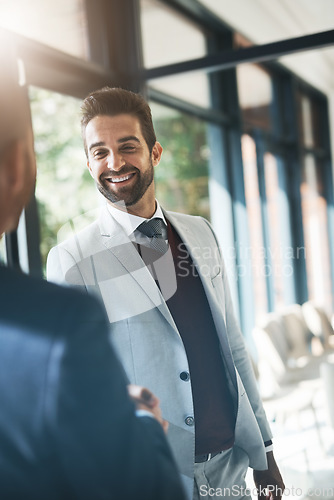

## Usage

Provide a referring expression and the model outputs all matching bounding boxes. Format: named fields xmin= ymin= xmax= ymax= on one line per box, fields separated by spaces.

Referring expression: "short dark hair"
xmin=81 ymin=87 xmax=157 ymax=157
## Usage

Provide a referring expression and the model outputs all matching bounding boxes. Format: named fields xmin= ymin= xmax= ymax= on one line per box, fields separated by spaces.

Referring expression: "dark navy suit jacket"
xmin=0 ymin=265 xmax=185 ymax=500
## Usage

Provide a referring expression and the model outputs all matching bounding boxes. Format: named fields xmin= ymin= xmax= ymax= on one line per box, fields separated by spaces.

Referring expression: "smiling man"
xmin=47 ymin=87 xmax=285 ymax=500
xmin=85 ymin=113 xmax=161 ymax=217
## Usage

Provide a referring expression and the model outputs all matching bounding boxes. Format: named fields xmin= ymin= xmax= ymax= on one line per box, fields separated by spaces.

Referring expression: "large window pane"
xmin=149 ymin=73 xmax=211 ymax=108
xmin=237 ymin=64 xmax=273 ymax=132
xmin=301 ymin=154 xmax=332 ymax=314
xmin=151 ymin=103 xmax=210 ymax=219
xmin=141 ymin=0 xmax=211 ymax=108
xmin=30 ymin=87 xmax=99 ymax=275
xmin=241 ymin=134 xmax=268 ymax=323
xmin=242 ymin=135 xmax=295 ymax=322
xmin=141 ymin=0 xmax=207 ymax=68
xmin=264 ymin=152 xmax=294 ymax=309
xmin=298 ymin=91 xmax=324 ymax=149
xmin=0 ymin=0 xmax=88 ymax=59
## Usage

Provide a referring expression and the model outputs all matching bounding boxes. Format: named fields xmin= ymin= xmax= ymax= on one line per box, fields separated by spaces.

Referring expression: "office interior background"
xmin=1 ymin=0 xmax=334 ymax=497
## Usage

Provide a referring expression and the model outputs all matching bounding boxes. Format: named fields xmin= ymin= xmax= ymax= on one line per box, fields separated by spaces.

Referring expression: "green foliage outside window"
xmin=29 ymin=87 xmax=99 ymax=274
xmin=152 ymin=104 xmax=211 ymax=219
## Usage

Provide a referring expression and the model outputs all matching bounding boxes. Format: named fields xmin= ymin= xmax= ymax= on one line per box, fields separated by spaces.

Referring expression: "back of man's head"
xmin=0 ymin=31 xmax=29 ymax=157
xmin=0 ymin=29 xmax=35 ymax=234
xmin=81 ymin=87 xmax=157 ymax=157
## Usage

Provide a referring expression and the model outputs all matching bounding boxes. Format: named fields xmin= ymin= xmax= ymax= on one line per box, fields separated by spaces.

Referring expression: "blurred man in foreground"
xmin=0 ymin=34 xmax=185 ymax=500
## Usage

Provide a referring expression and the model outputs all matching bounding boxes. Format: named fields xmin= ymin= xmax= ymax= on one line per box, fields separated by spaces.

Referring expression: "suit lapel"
xmin=98 ymin=206 xmax=179 ymax=332
xmin=164 ymin=210 xmax=214 ymax=295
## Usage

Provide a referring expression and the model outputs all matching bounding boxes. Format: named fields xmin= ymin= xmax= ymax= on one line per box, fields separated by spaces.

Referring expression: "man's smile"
xmin=106 ymin=173 xmax=136 ymax=184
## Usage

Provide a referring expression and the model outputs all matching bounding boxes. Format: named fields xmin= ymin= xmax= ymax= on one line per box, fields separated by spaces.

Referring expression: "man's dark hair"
xmin=81 ymin=87 xmax=157 ymax=157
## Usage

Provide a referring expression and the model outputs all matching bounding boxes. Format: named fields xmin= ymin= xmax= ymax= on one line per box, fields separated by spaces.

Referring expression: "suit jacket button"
xmin=180 ymin=371 xmax=190 ymax=381
xmin=185 ymin=416 xmax=194 ymax=426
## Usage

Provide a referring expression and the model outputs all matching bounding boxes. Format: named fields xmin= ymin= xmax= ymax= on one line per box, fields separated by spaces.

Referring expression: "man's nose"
xmin=107 ymin=152 xmax=124 ymax=171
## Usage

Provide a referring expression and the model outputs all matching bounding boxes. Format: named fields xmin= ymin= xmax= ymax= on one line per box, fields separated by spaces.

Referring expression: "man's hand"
xmin=253 ymin=451 xmax=285 ymax=500
xmin=127 ymin=384 xmax=169 ymax=434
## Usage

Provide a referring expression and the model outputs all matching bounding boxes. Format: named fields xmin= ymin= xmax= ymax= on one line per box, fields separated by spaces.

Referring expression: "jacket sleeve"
xmin=47 ymin=245 xmax=85 ymax=288
xmin=44 ymin=292 xmax=185 ymax=500
xmin=221 ymin=261 xmax=273 ymax=442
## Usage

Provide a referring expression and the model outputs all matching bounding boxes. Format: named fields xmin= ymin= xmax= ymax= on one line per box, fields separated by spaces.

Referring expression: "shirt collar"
xmin=107 ymin=201 xmax=167 ymax=238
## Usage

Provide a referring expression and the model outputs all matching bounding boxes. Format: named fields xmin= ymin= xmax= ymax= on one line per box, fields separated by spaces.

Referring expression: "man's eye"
xmin=121 ymin=145 xmax=136 ymax=152
xmin=94 ymin=150 xmax=107 ymax=158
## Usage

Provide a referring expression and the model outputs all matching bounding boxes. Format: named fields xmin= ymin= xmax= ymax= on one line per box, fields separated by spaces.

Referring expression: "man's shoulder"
xmin=0 ymin=266 xmax=104 ymax=331
xmin=54 ymin=217 xmax=101 ymax=252
xmin=165 ymin=210 xmax=214 ymax=234
xmin=165 ymin=209 xmax=207 ymax=225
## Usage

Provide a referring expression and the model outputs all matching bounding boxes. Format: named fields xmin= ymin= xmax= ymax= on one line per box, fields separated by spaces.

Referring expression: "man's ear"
xmin=151 ymin=142 xmax=163 ymax=167
xmin=86 ymin=160 xmax=94 ymax=179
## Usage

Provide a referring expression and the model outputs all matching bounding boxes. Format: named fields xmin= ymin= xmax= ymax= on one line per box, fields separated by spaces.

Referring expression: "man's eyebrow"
xmin=117 ymin=136 xmax=140 ymax=144
xmin=89 ymin=136 xmax=140 ymax=152
xmin=89 ymin=141 xmax=105 ymax=152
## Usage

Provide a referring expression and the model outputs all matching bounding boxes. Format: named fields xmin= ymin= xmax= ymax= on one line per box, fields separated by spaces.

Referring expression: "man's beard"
xmin=96 ymin=162 xmax=154 ymax=207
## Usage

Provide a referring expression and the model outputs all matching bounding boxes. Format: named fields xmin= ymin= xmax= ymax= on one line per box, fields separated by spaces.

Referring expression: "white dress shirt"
xmin=107 ymin=200 xmax=168 ymax=246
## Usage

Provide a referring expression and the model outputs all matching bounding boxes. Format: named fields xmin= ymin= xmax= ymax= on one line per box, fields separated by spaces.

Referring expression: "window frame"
xmin=3 ymin=0 xmax=333 ymax=330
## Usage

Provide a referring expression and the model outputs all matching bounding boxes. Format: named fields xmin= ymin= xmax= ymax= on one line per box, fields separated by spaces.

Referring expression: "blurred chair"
xmin=252 ymin=306 xmax=327 ymax=459
xmin=280 ymin=304 xmax=312 ymax=359
xmin=252 ymin=314 xmax=287 ymax=397
xmin=252 ymin=308 xmax=321 ymax=398
xmin=320 ymin=357 xmax=334 ymax=429
xmin=302 ymin=301 xmax=334 ymax=353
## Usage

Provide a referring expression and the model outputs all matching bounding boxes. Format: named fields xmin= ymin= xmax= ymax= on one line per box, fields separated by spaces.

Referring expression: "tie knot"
xmin=136 ymin=218 xmax=169 ymax=254
xmin=137 ymin=218 xmax=167 ymax=240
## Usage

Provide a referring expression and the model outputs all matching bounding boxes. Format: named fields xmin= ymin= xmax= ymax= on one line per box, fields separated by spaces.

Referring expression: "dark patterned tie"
xmin=136 ymin=218 xmax=169 ymax=254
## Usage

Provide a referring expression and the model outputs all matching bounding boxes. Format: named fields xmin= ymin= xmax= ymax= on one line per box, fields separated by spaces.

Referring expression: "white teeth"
xmin=109 ymin=174 xmax=133 ymax=183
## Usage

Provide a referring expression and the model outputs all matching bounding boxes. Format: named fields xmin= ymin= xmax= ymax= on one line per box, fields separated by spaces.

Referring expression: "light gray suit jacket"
xmin=47 ymin=205 xmax=272 ymax=499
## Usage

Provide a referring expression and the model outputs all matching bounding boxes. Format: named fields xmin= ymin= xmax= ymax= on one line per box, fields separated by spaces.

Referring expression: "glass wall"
xmin=237 ymin=64 xmax=273 ymax=133
xmin=298 ymin=88 xmax=333 ymax=314
xmin=241 ymin=134 xmax=268 ymax=323
xmin=0 ymin=0 xmax=89 ymax=59
xmin=29 ymin=87 xmax=99 ymax=274
xmin=1 ymin=0 xmax=332 ymax=329
xmin=238 ymin=61 xmax=308 ymax=321
xmin=263 ymin=152 xmax=288 ymax=312
xmin=152 ymin=102 xmax=211 ymax=219
xmin=141 ymin=0 xmax=207 ymax=68
xmin=141 ymin=0 xmax=211 ymax=108
xmin=301 ymin=154 xmax=332 ymax=313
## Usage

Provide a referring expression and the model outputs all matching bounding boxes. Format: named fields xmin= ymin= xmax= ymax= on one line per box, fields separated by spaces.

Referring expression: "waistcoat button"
xmin=185 ymin=416 xmax=194 ymax=426
xmin=180 ymin=371 xmax=190 ymax=381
